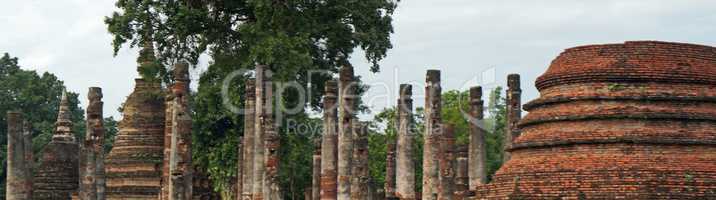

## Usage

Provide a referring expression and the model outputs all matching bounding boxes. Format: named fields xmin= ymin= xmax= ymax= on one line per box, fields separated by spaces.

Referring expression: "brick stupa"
xmin=477 ymin=41 xmax=716 ymax=199
xmin=104 ymin=44 xmax=166 ymax=199
xmin=33 ymin=91 xmax=80 ymax=199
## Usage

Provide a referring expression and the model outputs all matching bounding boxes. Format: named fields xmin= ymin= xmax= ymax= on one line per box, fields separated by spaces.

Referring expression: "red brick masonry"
xmin=476 ymin=41 xmax=716 ymax=199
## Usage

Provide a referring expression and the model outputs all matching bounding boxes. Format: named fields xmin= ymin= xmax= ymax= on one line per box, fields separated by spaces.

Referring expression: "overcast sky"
xmin=2 ymin=0 xmax=716 ymax=119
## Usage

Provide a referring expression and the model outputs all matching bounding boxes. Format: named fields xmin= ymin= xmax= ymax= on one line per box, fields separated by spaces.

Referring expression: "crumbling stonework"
xmin=161 ymin=91 xmax=174 ymax=200
xmin=242 ymin=79 xmax=256 ymax=200
xmin=468 ymin=86 xmax=486 ymax=188
xmin=476 ymin=41 xmax=716 ymax=199
xmin=502 ymin=74 xmax=521 ymax=163
xmin=6 ymin=111 xmax=32 ymax=200
xmin=311 ymin=138 xmax=321 ymax=200
xmin=320 ymin=80 xmax=339 ymax=200
xmin=454 ymin=146 xmax=469 ymax=200
xmin=34 ymin=92 xmax=80 ymax=200
xmin=263 ymin=81 xmax=281 ymax=200
xmin=104 ymin=78 xmax=165 ymax=199
xmin=169 ymin=62 xmax=193 ymax=200
xmin=422 ymin=70 xmax=442 ymax=200
xmin=350 ymin=122 xmax=370 ymax=200
xmin=253 ymin=65 xmax=268 ymax=200
xmin=384 ymin=141 xmax=397 ymax=199
xmin=80 ymin=87 xmax=106 ymax=200
xmin=22 ymin=120 xmax=33 ymax=199
xmin=437 ymin=124 xmax=455 ymax=200
xmin=395 ymin=84 xmax=416 ymax=200
xmin=337 ymin=65 xmax=355 ymax=200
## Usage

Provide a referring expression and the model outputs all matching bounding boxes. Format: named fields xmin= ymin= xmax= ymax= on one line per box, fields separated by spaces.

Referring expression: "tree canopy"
xmin=106 ymin=0 xmax=399 ymax=198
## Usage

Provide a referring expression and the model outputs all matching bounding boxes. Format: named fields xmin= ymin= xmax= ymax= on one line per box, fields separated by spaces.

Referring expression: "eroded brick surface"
xmin=476 ymin=41 xmax=716 ymax=199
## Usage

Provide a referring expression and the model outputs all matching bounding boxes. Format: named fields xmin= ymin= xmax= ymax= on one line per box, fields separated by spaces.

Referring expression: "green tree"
xmin=105 ymin=0 xmax=399 ymax=197
xmin=368 ymin=87 xmax=507 ymax=195
xmin=0 ymin=53 xmax=85 ymax=198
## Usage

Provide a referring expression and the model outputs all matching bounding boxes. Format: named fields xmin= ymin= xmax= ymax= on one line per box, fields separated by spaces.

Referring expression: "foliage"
xmin=367 ymin=88 xmax=508 ymax=193
xmin=105 ymin=0 xmax=400 ymax=197
xmin=0 ymin=53 xmax=85 ymax=197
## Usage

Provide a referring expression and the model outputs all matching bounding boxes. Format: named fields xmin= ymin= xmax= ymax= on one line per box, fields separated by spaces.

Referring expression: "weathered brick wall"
xmin=104 ymin=79 xmax=166 ymax=199
xmin=476 ymin=41 xmax=716 ymax=199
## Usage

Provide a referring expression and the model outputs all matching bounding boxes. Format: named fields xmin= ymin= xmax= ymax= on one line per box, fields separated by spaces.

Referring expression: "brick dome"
xmin=477 ymin=41 xmax=716 ymax=199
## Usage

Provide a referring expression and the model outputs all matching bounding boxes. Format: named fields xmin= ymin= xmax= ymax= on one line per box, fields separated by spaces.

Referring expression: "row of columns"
xmin=310 ymin=70 xmax=522 ymax=200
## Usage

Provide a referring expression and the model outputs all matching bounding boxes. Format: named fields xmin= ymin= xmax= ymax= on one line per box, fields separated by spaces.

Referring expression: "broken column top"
xmin=88 ymin=87 xmax=102 ymax=100
xmin=470 ymin=86 xmax=482 ymax=100
xmin=173 ymin=62 xmax=190 ymax=82
xmin=399 ymin=84 xmax=413 ymax=97
xmin=426 ymin=70 xmax=441 ymax=83
xmin=7 ymin=111 xmax=21 ymax=124
xmin=507 ymin=74 xmax=520 ymax=89
xmin=339 ymin=65 xmax=354 ymax=81
xmin=325 ymin=80 xmax=338 ymax=97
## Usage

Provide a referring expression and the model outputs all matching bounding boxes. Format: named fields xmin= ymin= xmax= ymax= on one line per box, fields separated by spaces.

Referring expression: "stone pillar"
xmin=385 ymin=141 xmax=397 ymax=199
xmin=337 ymin=65 xmax=355 ymax=200
xmin=504 ymin=74 xmax=522 ymax=163
xmin=242 ymin=79 xmax=256 ymax=200
xmin=22 ymin=120 xmax=33 ymax=200
xmin=169 ymin=62 xmax=193 ymax=200
xmin=320 ymin=80 xmax=339 ymax=200
xmin=396 ymin=84 xmax=415 ymax=200
xmin=312 ymin=139 xmax=321 ymax=200
xmin=455 ymin=146 xmax=469 ymax=199
xmin=6 ymin=111 xmax=31 ymax=200
xmin=350 ymin=122 xmax=370 ymax=200
xmin=263 ymin=81 xmax=281 ymax=200
xmin=80 ymin=87 xmax=105 ymax=200
xmin=162 ymin=93 xmax=174 ymax=200
xmin=437 ymin=124 xmax=455 ymax=200
xmin=237 ymin=136 xmax=243 ymax=199
xmin=422 ymin=70 xmax=442 ymax=200
xmin=468 ymin=86 xmax=487 ymax=188
xmin=253 ymin=65 xmax=268 ymax=200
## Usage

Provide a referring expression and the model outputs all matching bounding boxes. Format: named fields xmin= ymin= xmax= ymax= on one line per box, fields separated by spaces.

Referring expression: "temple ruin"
xmin=6 ymin=40 xmax=716 ymax=199
xmin=34 ymin=91 xmax=80 ymax=200
xmin=475 ymin=41 xmax=716 ymax=199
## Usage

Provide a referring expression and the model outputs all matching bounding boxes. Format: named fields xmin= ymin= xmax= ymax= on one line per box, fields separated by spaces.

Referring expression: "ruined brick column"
xmin=320 ymin=80 xmax=339 ymax=200
xmin=34 ymin=91 xmax=80 ymax=200
xmin=169 ymin=62 xmax=193 ymax=200
xmin=437 ymin=124 xmax=455 ymax=200
xmin=161 ymin=93 xmax=174 ymax=200
xmin=396 ymin=84 xmax=416 ymax=200
xmin=80 ymin=87 xmax=105 ymax=200
xmin=6 ymin=111 xmax=31 ymax=200
xmin=312 ymin=138 xmax=321 ymax=200
xmin=468 ymin=86 xmax=487 ymax=188
xmin=503 ymin=74 xmax=521 ymax=162
xmin=253 ymin=65 xmax=268 ymax=200
xmin=237 ymin=136 xmax=243 ymax=199
xmin=422 ymin=70 xmax=442 ymax=200
xmin=22 ymin=120 xmax=33 ymax=200
xmin=385 ymin=141 xmax=397 ymax=199
xmin=350 ymin=122 xmax=370 ymax=200
xmin=337 ymin=65 xmax=355 ymax=200
xmin=263 ymin=80 xmax=281 ymax=200
xmin=242 ymin=79 xmax=256 ymax=200
xmin=455 ymin=146 xmax=469 ymax=200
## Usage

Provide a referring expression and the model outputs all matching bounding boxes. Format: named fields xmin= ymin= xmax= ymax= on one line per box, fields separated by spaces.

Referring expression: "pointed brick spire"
xmin=54 ymin=90 xmax=75 ymax=143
